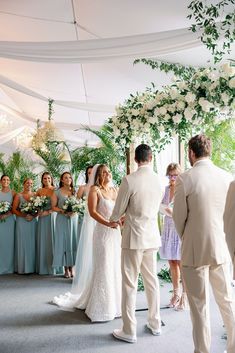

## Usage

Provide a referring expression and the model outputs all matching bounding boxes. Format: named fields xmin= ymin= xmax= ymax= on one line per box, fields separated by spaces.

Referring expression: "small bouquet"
xmin=62 ymin=196 xmax=86 ymax=216
xmin=20 ymin=196 xmax=49 ymax=216
xmin=32 ymin=196 xmax=49 ymax=211
xmin=0 ymin=201 xmax=11 ymax=223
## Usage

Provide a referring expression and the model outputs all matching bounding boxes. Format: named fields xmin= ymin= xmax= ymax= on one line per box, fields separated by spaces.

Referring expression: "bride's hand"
xmin=109 ymin=221 xmax=119 ymax=228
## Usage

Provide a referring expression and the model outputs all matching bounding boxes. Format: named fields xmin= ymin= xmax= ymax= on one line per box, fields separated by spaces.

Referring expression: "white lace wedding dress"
xmin=53 ymin=192 xmax=122 ymax=322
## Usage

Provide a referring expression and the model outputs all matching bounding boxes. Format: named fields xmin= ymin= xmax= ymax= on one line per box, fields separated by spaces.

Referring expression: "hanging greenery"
xmin=134 ymin=58 xmax=197 ymax=80
xmin=188 ymin=0 xmax=235 ymax=63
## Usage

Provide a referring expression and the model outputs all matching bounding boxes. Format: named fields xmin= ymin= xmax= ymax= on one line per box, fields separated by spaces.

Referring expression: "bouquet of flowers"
xmin=62 ymin=196 xmax=86 ymax=216
xmin=20 ymin=196 xmax=49 ymax=216
xmin=32 ymin=196 xmax=49 ymax=211
xmin=0 ymin=201 xmax=11 ymax=223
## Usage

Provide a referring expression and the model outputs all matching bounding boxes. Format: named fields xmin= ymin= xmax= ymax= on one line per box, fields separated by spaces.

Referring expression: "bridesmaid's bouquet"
xmin=20 ymin=196 xmax=49 ymax=216
xmin=0 ymin=201 xmax=11 ymax=222
xmin=62 ymin=196 xmax=86 ymax=216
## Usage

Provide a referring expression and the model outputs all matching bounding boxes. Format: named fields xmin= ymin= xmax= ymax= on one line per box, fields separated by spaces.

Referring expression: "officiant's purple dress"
xmin=159 ymin=186 xmax=181 ymax=260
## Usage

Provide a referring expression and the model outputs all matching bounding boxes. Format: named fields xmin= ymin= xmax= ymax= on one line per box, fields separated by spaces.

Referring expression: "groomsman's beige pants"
xmin=182 ymin=263 xmax=235 ymax=353
xmin=121 ymin=248 xmax=161 ymax=336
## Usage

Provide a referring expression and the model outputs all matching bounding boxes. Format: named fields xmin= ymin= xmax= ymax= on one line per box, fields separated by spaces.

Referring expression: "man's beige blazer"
xmin=173 ymin=159 xmax=232 ymax=267
xmin=110 ymin=165 xmax=164 ymax=249
xmin=224 ymin=180 xmax=235 ymax=277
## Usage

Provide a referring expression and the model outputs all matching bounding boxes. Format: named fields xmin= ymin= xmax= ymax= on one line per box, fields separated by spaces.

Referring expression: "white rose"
xmin=113 ymin=128 xmax=121 ymax=137
xmin=167 ymin=105 xmax=176 ymax=113
xmin=228 ymin=77 xmax=235 ymax=89
xmin=177 ymin=101 xmax=185 ymax=110
xmin=149 ymin=116 xmax=158 ymax=124
xmin=158 ymin=125 xmax=165 ymax=132
xmin=144 ymin=123 xmax=151 ymax=130
xmin=221 ymin=62 xmax=231 ymax=74
xmin=177 ymin=81 xmax=187 ymax=90
xmin=164 ymin=114 xmax=171 ymax=121
xmin=169 ymin=88 xmax=178 ymax=99
xmin=221 ymin=92 xmax=230 ymax=105
xmin=208 ymin=71 xmax=218 ymax=81
xmin=159 ymin=106 xmax=167 ymax=115
xmin=131 ymin=109 xmax=139 ymax=117
xmin=145 ymin=100 xmax=156 ymax=110
xmin=154 ymin=107 xmax=160 ymax=116
xmin=228 ymin=67 xmax=235 ymax=76
xmin=172 ymin=114 xmax=182 ymax=124
xmin=185 ymin=92 xmax=196 ymax=104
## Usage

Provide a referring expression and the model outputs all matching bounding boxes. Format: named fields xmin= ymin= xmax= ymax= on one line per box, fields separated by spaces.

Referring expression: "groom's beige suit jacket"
xmin=173 ymin=159 xmax=232 ymax=267
xmin=110 ymin=165 xmax=164 ymax=249
xmin=224 ymin=180 xmax=235 ymax=277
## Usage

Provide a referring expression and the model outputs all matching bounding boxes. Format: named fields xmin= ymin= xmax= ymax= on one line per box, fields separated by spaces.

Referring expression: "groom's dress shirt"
xmin=173 ymin=159 xmax=233 ymax=267
xmin=110 ymin=165 xmax=164 ymax=249
xmin=224 ymin=180 xmax=235 ymax=278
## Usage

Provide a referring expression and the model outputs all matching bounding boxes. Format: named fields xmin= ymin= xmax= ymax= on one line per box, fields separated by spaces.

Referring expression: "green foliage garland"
xmin=188 ymin=0 xmax=235 ymax=63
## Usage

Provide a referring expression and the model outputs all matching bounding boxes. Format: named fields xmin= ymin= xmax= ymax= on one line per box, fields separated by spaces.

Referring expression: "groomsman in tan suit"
xmin=110 ymin=144 xmax=164 ymax=343
xmin=173 ymin=134 xmax=235 ymax=353
xmin=224 ymin=180 xmax=235 ymax=280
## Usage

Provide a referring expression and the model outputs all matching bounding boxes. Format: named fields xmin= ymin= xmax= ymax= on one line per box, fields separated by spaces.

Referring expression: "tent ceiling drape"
xmin=0 ymin=0 xmax=234 ymax=154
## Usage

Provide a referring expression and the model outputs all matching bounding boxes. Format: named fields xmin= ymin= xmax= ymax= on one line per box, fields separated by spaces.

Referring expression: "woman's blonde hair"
xmin=94 ymin=164 xmax=108 ymax=188
xmin=166 ymin=163 xmax=182 ymax=176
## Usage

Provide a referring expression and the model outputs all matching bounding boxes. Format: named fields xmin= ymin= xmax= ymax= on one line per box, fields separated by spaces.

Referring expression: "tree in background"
xmin=0 ymin=151 xmax=37 ymax=192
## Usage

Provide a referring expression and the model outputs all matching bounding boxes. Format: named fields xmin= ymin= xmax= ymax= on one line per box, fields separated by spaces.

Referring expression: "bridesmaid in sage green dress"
xmin=36 ymin=172 xmax=55 ymax=275
xmin=76 ymin=165 xmax=93 ymax=244
xmin=0 ymin=175 xmax=16 ymax=274
xmin=13 ymin=178 xmax=37 ymax=274
xmin=51 ymin=172 xmax=78 ymax=278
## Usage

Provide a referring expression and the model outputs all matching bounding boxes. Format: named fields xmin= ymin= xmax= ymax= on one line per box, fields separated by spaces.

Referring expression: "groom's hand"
xmin=109 ymin=221 xmax=119 ymax=228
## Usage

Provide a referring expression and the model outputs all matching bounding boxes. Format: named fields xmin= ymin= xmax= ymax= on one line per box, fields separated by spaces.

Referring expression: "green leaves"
xmin=188 ymin=0 xmax=235 ymax=63
xmin=0 ymin=151 xmax=37 ymax=192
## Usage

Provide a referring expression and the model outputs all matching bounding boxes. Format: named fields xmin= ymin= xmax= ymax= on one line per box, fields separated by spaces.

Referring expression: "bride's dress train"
xmin=53 ymin=194 xmax=121 ymax=321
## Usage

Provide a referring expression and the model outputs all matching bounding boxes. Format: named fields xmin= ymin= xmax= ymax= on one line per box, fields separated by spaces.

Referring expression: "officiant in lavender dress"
xmin=159 ymin=163 xmax=188 ymax=310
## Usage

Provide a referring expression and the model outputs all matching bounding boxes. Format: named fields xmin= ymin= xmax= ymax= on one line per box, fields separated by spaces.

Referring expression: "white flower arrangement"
xmin=62 ymin=196 xmax=86 ymax=216
xmin=20 ymin=196 xmax=49 ymax=215
xmin=108 ymin=63 xmax=235 ymax=152
xmin=0 ymin=201 xmax=11 ymax=223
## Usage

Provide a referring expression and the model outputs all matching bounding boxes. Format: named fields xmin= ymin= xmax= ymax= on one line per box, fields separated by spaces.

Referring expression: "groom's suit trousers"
xmin=182 ymin=263 xmax=235 ymax=353
xmin=121 ymin=248 xmax=161 ymax=336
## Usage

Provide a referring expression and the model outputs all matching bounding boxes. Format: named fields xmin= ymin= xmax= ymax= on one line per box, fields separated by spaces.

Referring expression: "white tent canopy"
xmin=0 ymin=0 xmax=234 ymax=154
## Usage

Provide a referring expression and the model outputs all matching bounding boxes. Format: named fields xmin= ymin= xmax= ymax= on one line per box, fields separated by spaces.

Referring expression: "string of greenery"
xmin=134 ymin=58 xmax=197 ymax=80
xmin=188 ymin=0 xmax=235 ymax=63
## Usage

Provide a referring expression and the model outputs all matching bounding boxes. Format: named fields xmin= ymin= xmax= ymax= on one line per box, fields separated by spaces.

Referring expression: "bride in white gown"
xmin=53 ymin=164 xmax=122 ymax=322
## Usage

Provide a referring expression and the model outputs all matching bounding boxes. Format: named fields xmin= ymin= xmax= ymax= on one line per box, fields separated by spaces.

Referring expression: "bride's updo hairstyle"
xmin=94 ymin=164 xmax=108 ymax=188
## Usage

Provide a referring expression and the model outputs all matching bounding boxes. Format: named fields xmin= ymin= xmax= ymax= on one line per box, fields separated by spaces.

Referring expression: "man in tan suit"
xmin=173 ymin=134 xmax=235 ymax=353
xmin=110 ymin=144 xmax=164 ymax=343
xmin=224 ymin=180 xmax=235 ymax=280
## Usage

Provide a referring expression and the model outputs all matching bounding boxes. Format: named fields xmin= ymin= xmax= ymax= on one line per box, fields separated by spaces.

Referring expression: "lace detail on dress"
xmin=53 ymin=195 xmax=122 ymax=322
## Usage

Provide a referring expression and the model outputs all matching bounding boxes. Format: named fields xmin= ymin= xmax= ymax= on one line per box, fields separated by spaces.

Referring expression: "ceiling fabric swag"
xmin=0 ymin=27 xmax=202 ymax=63
xmin=0 ymin=126 xmax=26 ymax=145
xmin=0 ymin=75 xmax=115 ymax=113
xmin=0 ymin=103 xmax=100 ymax=130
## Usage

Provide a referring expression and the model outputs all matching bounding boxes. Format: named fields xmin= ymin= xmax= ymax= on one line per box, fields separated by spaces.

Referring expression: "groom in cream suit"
xmin=224 ymin=180 xmax=235 ymax=280
xmin=173 ymin=134 xmax=235 ymax=353
xmin=110 ymin=144 xmax=164 ymax=343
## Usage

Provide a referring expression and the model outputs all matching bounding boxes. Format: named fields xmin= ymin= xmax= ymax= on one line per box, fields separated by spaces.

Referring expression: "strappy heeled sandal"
xmin=175 ymin=292 xmax=189 ymax=311
xmin=168 ymin=288 xmax=181 ymax=308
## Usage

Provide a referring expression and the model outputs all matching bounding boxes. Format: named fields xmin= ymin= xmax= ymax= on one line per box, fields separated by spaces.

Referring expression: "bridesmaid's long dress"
xmin=0 ymin=191 xmax=15 ymax=274
xmin=15 ymin=195 xmax=37 ymax=274
xmin=36 ymin=199 xmax=55 ymax=274
xmin=52 ymin=190 xmax=78 ymax=269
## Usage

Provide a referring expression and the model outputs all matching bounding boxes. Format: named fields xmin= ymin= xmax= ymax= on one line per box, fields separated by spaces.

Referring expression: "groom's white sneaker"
xmin=146 ymin=323 xmax=162 ymax=336
xmin=113 ymin=329 xmax=137 ymax=343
